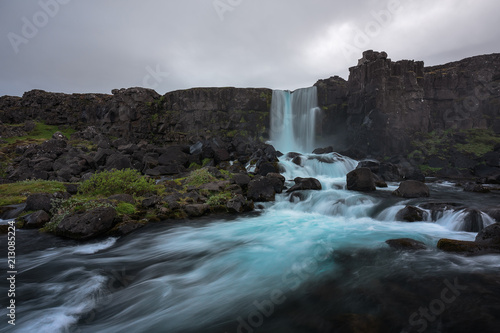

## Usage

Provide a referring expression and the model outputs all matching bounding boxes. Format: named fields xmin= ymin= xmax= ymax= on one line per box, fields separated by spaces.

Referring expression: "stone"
xmin=56 ymin=207 xmax=116 ymax=240
xmin=266 ymin=173 xmax=285 ymax=193
xmin=462 ymin=209 xmax=485 ymax=232
xmin=23 ymin=210 xmax=51 ymax=229
xmin=312 ymin=146 xmax=334 ymax=154
xmin=247 ymin=178 xmax=276 ymax=202
xmin=286 ymin=177 xmax=322 ymax=193
xmin=385 ymin=238 xmax=427 ymax=250
xmin=25 ymin=193 xmax=53 ymax=213
xmin=142 ymin=196 xmax=160 ymax=208
xmin=475 ymin=223 xmax=500 ymax=246
xmin=395 ymin=206 xmax=426 ymax=222
xmin=227 ymin=194 xmax=253 ymax=213
xmin=393 ymin=180 xmax=429 ymax=198
xmin=184 ymin=204 xmax=210 ymax=217
xmin=232 ymin=173 xmax=251 ymax=188
xmin=346 ymin=168 xmax=376 ymax=192
xmin=105 ymin=153 xmax=132 ymax=170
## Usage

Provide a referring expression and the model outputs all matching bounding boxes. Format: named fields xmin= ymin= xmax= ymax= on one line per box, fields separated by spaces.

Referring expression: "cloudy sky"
xmin=0 ymin=0 xmax=499 ymax=97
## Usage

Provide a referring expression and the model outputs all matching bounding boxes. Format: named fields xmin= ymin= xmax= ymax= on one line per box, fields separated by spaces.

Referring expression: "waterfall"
xmin=270 ymin=86 xmax=321 ymax=153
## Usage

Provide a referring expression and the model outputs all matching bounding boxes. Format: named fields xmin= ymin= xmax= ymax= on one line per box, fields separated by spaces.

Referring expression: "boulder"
xmin=286 ymin=177 xmax=322 ymax=193
xmin=463 ymin=183 xmax=490 ymax=193
xmin=395 ymin=206 xmax=426 ymax=222
xmin=266 ymin=173 xmax=285 ymax=193
xmin=436 ymin=238 xmax=496 ymax=255
xmin=385 ymin=238 xmax=427 ymax=250
xmin=142 ymin=196 xmax=160 ymax=208
xmin=256 ymin=161 xmax=278 ymax=176
xmin=25 ymin=193 xmax=53 ymax=213
xmin=312 ymin=146 xmax=334 ymax=154
xmin=462 ymin=209 xmax=484 ymax=232
xmin=247 ymin=177 xmax=276 ymax=202
xmin=232 ymin=173 xmax=251 ymax=189
xmin=64 ymin=183 xmax=79 ymax=195
xmin=346 ymin=168 xmax=376 ymax=192
xmin=158 ymin=146 xmax=189 ymax=167
xmin=475 ymin=223 xmax=500 ymax=246
xmin=105 ymin=153 xmax=132 ymax=170
xmin=184 ymin=204 xmax=210 ymax=217
xmin=23 ymin=210 xmax=51 ymax=229
xmin=393 ymin=180 xmax=429 ymax=198
xmin=227 ymin=194 xmax=253 ymax=213
xmin=56 ymin=207 xmax=116 ymax=240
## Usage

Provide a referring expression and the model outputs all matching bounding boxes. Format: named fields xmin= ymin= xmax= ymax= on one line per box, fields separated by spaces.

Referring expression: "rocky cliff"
xmin=1 ymin=51 xmax=499 ymax=181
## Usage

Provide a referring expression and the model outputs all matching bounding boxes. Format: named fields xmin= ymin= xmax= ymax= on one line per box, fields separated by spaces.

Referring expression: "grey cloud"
xmin=1 ymin=0 xmax=499 ymax=97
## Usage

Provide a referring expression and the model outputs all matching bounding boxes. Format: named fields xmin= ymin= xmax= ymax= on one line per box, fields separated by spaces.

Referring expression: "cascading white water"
xmin=270 ymin=87 xmax=321 ymax=153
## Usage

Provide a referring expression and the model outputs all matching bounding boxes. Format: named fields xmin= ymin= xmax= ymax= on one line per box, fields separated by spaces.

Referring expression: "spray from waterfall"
xmin=270 ymin=86 xmax=322 ymax=153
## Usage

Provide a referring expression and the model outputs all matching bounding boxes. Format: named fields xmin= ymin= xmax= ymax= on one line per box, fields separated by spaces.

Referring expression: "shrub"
xmin=185 ymin=168 xmax=217 ymax=186
xmin=206 ymin=192 xmax=232 ymax=207
xmin=42 ymin=197 xmax=112 ymax=232
xmin=78 ymin=169 xmax=156 ymax=196
xmin=115 ymin=202 xmax=137 ymax=215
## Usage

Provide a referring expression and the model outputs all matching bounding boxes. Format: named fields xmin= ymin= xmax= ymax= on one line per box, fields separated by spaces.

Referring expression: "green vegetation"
xmin=418 ymin=165 xmax=442 ymax=176
xmin=188 ymin=162 xmax=201 ymax=170
xmin=42 ymin=197 xmax=112 ymax=232
xmin=78 ymin=169 xmax=157 ymax=197
xmin=115 ymin=202 xmax=137 ymax=215
xmin=206 ymin=192 xmax=232 ymax=207
xmin=185 ymin=168 xmax=217 ymax=186
xmin=201 ymin=158 xmax=212 ymax=167
xmin=455 ymin=129 xmax=500 ymax=157
xmin=0 ymin=180 xmax=66 ymax=206
xmin=3 ymin=122 xmax=75 ymax=145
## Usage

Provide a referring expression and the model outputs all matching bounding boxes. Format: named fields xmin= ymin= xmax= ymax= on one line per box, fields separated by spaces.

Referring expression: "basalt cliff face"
xmin=1 ymin=51 xmax=499 ymax=170
xmin=315 ymin=51 xmax=500 ymax=157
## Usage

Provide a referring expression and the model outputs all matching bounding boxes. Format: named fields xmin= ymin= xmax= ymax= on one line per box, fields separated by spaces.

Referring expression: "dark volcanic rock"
xmin=266 ymin=173 xmax=285 ymax=193
xmin=475 ymin=223 xmax=500 ymax=246
xmin=56 ymin=207 xmax=116 ymax=240
xmin=346 ymin=168 xmax=376 ymax=192
xmin=25 ymin=193 xmax=53 ymax=213
xmin=395 ymin=206 xmax=426 ymax=222
xmin=462 ymin=209 xmax=485 ymax=232
xmin=286 ymin=177 xmax=322 ymax=193
xmin=184 ymin=204 xmax=210 ymax=217
xmin=385 ymin=238 xmax=427 ymax=250
xmin=227 ymin=194 xmax=253 ymax=213
xmin=393 ymin=180 xmax=429 ymax=198
xmin=247 ymin=177 xmax=276 ymax=202
xmin=23 ymin=210 xmax=51 ymax=229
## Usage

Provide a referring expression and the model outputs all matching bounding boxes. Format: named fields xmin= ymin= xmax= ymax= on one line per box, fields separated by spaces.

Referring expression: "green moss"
xmin=115 ymin=202 xmax=137 ymax=215
xmin=78 ymin=169 xmax=158 ymax=197
xmin=0 ymin=180 xmax=66 ymax=206
xmin=3 ymin=122 xmax=75 ymax=145
xmin=201 ymin=158 xmax=212 ymax=167
xmin=455 ymin=129 xmax=500 ymax=157
xmin=188 ymin=162 xmax=201 ymax=170
xmin=418 ymin=164 xmax=442 ymax=175
xmin=206 ymin=191 xmax=232 ymax=207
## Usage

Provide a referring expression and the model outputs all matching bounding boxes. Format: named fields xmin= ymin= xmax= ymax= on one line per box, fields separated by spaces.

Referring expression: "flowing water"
xmin=1 ymin=153 xmax=499 ymax=333
xmin=1 ymin=88 xmax=500 ymax=332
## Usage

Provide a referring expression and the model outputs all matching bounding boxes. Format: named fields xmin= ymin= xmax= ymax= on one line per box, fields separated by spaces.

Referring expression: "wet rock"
xmin=463 ymin=182 xmax=490 ymax=193
xmin=56 ymin=207 xmax=116 ymax=240
xmin=286 ymin=177 xmax=322 ymax=193
xmin=22 ymin=210 xmax=51 ymax=229
xmin=312 ymin=146 xmax=334 ymax=154
xmin=227 ymin=194 xmax=253 ymax=213
xmin=395 ymin=206 xmax=426 ymax=222
xmin=291 ymin=156 xmax=303 ymax=166
xmin=232 ymin=173 xmax=251 ymax=189
xmin=462 ymin=209 xmax=484 ymax=232
xmin=385 ymin=238 xmax=427 ymax=250
xmin=289 ymin=192 xmax=306 ymax=203
xmin=346 ymin=168 xmax=376 ymax=192
xmin=247 ymin=177 xmax=276 ymax=202
xmin=142 ymin=196 xmax=160 ymax=208
xmin=393 ymin=180 xmax=429 ymax=198
xmin=184 ymin=204 xmax=210 ymax=217
xmin=256 ymin=161 xmax=278 ymax=176
xmin=266 ymin=173 xmax=285 ymax=193
xmin=436 ymin=238 xmax=498 ymax=255
xmin=475 ymin=223 xmax=500 ymax=246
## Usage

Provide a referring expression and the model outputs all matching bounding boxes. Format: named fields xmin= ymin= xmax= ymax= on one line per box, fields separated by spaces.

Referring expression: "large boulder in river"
xmin=475 ymin=223 xmax=500 ymax=246
xmin=393 ymin=180 xmax=429 ymax=198
xmin=395 ymin=206 xmax=426 ymax=222
xmin=385 ymin=238 xmax=427 ymax=250
xmin=25 ymin=193 xmax=53 ymax=213
xmin=247 ymin=177 xmax=276 ymax=202
xmin=346 ymin=168 xmax=376 ymax=192
xmin=56 ymin=207 xmax=117 ymax=240
xmin=286 ymin=177 xmax=322 ymax=193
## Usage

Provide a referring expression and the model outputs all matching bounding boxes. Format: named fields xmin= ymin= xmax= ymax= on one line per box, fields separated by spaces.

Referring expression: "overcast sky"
xmin=0 ymin=0 xmax=499 ymax=97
